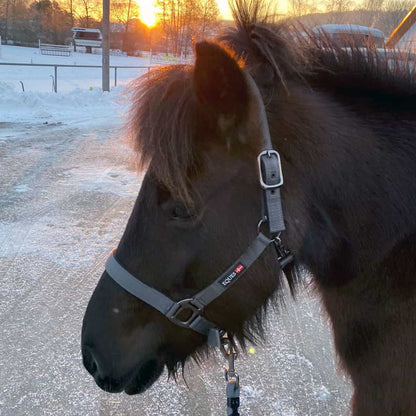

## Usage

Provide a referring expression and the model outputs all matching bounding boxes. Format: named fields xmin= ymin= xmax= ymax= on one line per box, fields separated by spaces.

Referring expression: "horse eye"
xmin=171 ymin=204 xmax=194 ymax=220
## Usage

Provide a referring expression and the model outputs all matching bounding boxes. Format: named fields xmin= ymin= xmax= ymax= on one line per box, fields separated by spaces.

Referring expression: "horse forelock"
xmin=128 ymin=65 xmax=198 ymax=204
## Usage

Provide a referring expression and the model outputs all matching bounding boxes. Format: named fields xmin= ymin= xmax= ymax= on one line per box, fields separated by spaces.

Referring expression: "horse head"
xmin=81 ymin=41 xmax=287 ymax=395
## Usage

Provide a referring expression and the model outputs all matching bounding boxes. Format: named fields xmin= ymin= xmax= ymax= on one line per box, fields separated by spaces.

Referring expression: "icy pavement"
xmin=0 ymin=118 xmax=352 ymax=415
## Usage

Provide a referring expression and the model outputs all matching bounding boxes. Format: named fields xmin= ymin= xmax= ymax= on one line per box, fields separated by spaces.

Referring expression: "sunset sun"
xmin=136 ymin=0 xmax=158 ymax=27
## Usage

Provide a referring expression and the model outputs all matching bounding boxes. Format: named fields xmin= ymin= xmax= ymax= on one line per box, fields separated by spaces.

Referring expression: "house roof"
xmin=385 ymin=5 xmax=416 ymax=47
xmin=312 ymin=24 xmax=385 ymax=39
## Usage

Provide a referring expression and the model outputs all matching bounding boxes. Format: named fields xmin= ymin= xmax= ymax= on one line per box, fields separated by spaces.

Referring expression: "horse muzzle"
xmin=82 ymin=343 xmax=164 ymax=394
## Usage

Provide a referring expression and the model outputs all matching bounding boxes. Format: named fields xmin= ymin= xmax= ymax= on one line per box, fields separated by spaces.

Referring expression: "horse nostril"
xmin=82 ymin=345 xmax=98 ymax=376
xmin=89 ymin=358 xmax=98 ymax=375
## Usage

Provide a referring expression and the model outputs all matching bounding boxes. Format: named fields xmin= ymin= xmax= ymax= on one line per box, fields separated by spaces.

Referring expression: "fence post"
xmin=114 ymin=67 xmax=117 ymax=87
xmin=102 ymin=0 xmax=110 ymax=91
xmin=54 ymin=65 xmax=57 ymax=93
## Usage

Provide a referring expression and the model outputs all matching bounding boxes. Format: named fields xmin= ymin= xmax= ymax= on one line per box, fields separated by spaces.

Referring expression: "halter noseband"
xmin=104 ymin=73 xmax=292 ymax=347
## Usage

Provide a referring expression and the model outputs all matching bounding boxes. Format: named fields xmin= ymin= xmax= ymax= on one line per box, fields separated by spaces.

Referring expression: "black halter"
xmin=104 ymin=74 xmax=292 ymax=347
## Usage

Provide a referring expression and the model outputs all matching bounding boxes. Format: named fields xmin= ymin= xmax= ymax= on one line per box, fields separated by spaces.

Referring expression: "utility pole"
xmin=102 ymin=0 xmax=110 ymax=92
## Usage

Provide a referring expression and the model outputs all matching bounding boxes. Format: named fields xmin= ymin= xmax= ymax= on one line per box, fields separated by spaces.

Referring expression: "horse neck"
xmin=269 ymin=84 xmax=416 ymax=282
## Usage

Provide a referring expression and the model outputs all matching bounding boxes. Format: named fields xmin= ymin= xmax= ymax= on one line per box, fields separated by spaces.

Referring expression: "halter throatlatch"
xmin=104 ymin=72 xmax=293 ymax=414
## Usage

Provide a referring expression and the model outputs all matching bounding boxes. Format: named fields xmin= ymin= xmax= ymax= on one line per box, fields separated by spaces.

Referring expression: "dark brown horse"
xmin=81 ymin=3 xmax=416 ymax=414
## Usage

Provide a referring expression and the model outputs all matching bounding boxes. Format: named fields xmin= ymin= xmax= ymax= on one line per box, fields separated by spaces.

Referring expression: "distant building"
xmin=385 ymin=5 xmax=416 ymax=51
xmin=71 ymin=28 xmax=102 ymax=53
xmin=312 ymin=24 xmax=385 ymax=48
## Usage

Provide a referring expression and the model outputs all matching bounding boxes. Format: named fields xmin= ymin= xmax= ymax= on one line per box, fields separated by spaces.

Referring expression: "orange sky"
xmin=135 ymin=0 xmax=289 ymax=25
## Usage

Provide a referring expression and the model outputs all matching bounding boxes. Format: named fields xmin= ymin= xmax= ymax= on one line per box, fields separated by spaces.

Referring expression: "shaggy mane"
xmin=128 ymin=0 xmax=415 ymax=205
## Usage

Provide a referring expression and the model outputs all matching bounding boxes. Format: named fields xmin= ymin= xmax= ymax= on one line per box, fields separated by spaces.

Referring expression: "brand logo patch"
xmin=220 ymin=263 xmax=246 ymax=287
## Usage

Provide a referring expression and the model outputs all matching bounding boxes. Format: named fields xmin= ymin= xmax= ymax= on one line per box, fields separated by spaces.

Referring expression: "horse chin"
xmin=123 ymin=358 xmax=165 ymax=395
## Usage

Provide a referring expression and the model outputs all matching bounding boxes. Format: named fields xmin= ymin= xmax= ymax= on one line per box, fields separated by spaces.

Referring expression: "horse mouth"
xmin=86 ymin=355 xmax=165 ymax=395
xmin=123 ymin=358 xmax=165 ymax=395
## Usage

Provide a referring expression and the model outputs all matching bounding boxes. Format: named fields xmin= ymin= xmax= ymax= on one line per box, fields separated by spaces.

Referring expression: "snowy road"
xmin=0 ymin=117 xmax=352 ymax=415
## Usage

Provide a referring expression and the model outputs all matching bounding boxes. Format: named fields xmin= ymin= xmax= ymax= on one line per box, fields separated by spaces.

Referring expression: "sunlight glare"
xmin=136 ymin=0 xmax=158 ymax=27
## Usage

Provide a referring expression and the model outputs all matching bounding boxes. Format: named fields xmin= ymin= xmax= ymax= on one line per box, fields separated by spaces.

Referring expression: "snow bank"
xmin=0 ymin=45 xmax=152 ymax=127
xmin=0 ymin=82 xmax=129 ymax=128
xmin=0 ymin=45 xmax=153 ymax=93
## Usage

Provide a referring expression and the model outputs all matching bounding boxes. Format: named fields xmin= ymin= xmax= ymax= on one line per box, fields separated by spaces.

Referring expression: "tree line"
xmin=0 ymin=0 xmax=102 ymax=44
xmin=0 ymin=0 xmax=220 ymax=56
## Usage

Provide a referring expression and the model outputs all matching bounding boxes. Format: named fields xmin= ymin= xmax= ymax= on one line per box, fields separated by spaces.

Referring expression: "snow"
xmin=0 ymin=83 xmax=126 ymax=127
xmin=0 ymin=45 xmax=156 ymax=127
xmin=0 ymin=44 xmax=152 ymax=92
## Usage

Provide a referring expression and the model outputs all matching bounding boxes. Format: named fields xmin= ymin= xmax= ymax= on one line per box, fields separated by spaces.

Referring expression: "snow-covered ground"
xmin=0 ymin=44 xmax=153 ymax=93
xmin=0 ymin=45 xmax=153 ymax=127
xmin=0 ymin=46 xmax=353 ymax=415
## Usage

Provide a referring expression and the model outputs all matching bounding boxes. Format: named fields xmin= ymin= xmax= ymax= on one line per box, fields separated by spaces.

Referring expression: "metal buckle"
xmin=167 ymin=298 xmax=203 ymax=327
xmin=257 ymin=150 xmax=283 ymax=189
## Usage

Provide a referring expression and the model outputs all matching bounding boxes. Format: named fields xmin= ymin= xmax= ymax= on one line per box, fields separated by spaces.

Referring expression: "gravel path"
xmin=0 ymin=120 xmax=352 ymax=416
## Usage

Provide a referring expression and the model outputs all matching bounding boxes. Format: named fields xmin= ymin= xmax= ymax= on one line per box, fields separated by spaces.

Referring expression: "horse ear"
xmin=193 ymin=41 xmax=248 ymax=118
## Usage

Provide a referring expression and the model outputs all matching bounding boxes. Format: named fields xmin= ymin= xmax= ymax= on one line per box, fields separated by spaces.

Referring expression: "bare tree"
xmin=195 ymin=0 xmax=220 ymax=39
xmin=156 ymin=0 xmax=219 ymax=55
xmin=288 ymin=0 xmax=317 ymax=16
xmin=0 ymin=0 xmax=28 ymax=42
xmin=356 ymin=0 xmax=413 ymax=36
xmin=111 ymin=0 xmax=139 ymax=32
xmin=111 ymin=0 xmax=140 ymax=52
xmin=362 ymin=0 xmax=384 ymax=10
xmin=31 ymin=0 xmax=72 ymax=43
xmin=0 ymin=0 xmax=12 ymax=40
xmin=75 ymin=0 xmax=101 ymax=27
xmin=325 ymin=0 xmax=355 ymax=14
xmin=61 ymin=0 xmax=76 ymax=27
xmin=378 ymin=0 xmax=413 ymax=33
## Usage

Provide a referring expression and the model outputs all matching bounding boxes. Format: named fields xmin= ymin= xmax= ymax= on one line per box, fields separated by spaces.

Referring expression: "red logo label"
xmin=234 ymin=264 xmax=245 ymax=274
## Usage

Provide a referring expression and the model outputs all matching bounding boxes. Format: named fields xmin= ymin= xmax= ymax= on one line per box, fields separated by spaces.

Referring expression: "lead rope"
xmin=221 ymin=334 xmax=240 ymax=416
